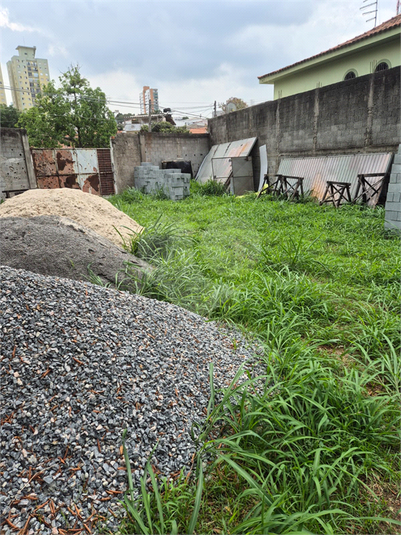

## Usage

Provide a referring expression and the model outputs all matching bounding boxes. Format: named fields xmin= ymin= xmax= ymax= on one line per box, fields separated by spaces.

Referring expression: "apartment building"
xmin=7 ymin=46 xmax=50 ymax=111
xmin=0 ymin=65 xmax=7 ymax=106
xmin=139 ymin=86 xmax=159 ymax=114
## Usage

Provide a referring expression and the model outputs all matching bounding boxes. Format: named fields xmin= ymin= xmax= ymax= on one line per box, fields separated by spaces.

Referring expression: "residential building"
xmin=7 ymin=46 xmax=50 ymax=111
xmin=258 ymin=15 xmax=401 ymax=99
xmin=121 ymin=112 xmax=175 ymax=132
xmin=0 ymin=65 xmax=7 ymax=106
xmin=139 ymin=86 xmax=159 ymax=114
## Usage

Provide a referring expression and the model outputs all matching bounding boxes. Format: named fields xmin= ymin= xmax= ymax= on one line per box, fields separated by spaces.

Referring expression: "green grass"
xmin=106 ymin=184 xmax=400 ymax=535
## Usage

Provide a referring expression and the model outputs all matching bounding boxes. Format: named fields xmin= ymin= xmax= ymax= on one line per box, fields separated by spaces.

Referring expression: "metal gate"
xmin=31 ymin=148 xmax=115 ymax=196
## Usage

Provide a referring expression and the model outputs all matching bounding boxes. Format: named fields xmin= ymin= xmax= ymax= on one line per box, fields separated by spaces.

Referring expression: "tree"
xmin=0 ymin=104 xmax=21 ymax=128
xmin=219 ymin=97 xmax=248 ymax=113
xmin=18 ymin=66 xmax=117 ymax=148
xmin=140 ymin=122 xmax=190 ymax=134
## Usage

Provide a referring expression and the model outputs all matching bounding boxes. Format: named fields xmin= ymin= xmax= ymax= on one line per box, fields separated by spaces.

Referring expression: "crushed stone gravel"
xmin=0 ymin=266 xmax=261 ymax=534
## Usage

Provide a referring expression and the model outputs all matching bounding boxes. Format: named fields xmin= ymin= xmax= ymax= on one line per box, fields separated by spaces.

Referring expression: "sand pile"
xmin=0 ymin=188 xmax=143 ymax=247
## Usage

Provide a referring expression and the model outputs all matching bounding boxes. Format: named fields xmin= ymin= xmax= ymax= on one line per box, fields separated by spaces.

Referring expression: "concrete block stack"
xmin=384 ymin=145 xmax=401 ymax=233
xmin=134 ymin=162 xmax=190 ymax=201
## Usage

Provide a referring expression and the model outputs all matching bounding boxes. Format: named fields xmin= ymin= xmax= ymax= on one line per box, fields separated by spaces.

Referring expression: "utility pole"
xmin=148 ymin=96 xmax=152 ymax=132
xmin=214 ymin=101 xmax=217 ymax=117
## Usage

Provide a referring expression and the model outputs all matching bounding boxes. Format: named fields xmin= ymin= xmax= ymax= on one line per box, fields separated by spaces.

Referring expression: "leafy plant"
xmin=191 ymin=179 xmax=228 ymax=197
xmin=18 ymin=65 xmax=117 ymax=148
xmin=105 ymin=191 xmax=401 ymax=534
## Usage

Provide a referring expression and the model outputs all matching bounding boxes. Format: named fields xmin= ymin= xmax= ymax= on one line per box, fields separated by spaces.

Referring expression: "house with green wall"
xmin=258 ymin=15 xmax=401 ymax=99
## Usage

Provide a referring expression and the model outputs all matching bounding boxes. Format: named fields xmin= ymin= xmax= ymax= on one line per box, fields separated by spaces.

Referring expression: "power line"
xmin=4 ymin=84 xmax=216 ymax=117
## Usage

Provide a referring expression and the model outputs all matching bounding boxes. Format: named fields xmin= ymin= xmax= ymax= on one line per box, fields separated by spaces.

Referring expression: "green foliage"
xmin=17 ymin=65 xmax=117 ymax=148
xmin=0 ymin=104 xmax=21 ymax=128
xmin=106 ymin=192 xmax=401 ymax=534
xmin=140 ymin=122 xmax=190 ymax=134
xmin=219 ymin=96 xmax=248 ymax=113
xmin=191 ymin=179 xmax=228 ymax=196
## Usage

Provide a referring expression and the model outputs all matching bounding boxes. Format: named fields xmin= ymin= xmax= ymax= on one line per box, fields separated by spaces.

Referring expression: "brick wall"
xmin=0 ymin=128 xmax=36 ymax=198
xmin=209 ymin=67 xmax=400 ymax=187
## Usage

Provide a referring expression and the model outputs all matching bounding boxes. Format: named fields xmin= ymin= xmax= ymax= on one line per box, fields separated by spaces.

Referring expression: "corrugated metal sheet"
xmin=196 ymin=137 xmax=257 ymax=183
xmin=278 ymin=153 xmax=393 ymax=200
xmin=32 ymin=148 xmax=115 ymax=196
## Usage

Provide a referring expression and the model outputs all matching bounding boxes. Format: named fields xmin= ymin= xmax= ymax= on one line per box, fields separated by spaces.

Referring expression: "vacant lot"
xmin=109 ymin=185 xmax=400 ymax=535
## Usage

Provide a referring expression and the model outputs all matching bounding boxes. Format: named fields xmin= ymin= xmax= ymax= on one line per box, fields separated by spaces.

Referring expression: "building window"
xmin=344 ymin=70 xmax=357 ymax=80
xmin=375 ymin=61 xmax=389 ymax=72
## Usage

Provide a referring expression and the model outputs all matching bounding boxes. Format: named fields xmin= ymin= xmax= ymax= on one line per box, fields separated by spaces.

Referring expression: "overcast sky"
xmin=0 ymin=0 xmax=398 ymax=118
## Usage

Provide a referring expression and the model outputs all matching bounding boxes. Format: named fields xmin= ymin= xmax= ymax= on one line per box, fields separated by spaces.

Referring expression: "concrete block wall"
xmin=0 ymin=128 xmax=36 ymax=199
xmin=138 ymin=133 xmax=209 ymax=177
xmin=111 ymin=132 xmax=209 ymax=194
xmin=208 ymin=67 xmax=400 ymax=189
xmin=134 ymin=162 xmax=190 ymax=201
xmin=385 ymin=145 xmax=401 ymax=232
xmin=110 ymin=133 xmax=141 ymax=194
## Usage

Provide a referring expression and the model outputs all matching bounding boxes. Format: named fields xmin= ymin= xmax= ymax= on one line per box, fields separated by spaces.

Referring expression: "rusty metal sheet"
xmin=81 ymin=174 xmax=100 ymax=195
xmin=37 ymin=176 xmax=61 ymax=189
xmin=56 ymin=150 xmax=75 ymax=175
xmin=74 ymin=149 xmax=98 ymax=174
xmin=278 ymin=153 xmax=393 ymax=201
xmin=32 ymin=147 xmax=114 ymax=196
xmin=196 ymin=137 xmax=257 ymax=183
xmin=31 ymin=150 xmax=57 ymax=177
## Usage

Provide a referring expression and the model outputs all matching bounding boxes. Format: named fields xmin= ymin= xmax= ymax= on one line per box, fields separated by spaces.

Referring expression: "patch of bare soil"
xmin=0 ymin=188 xmax=143 ymax=247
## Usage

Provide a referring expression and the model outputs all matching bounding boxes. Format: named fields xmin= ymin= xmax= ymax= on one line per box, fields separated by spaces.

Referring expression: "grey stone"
xmin=0 ymin=215 xmax=152 ymax=289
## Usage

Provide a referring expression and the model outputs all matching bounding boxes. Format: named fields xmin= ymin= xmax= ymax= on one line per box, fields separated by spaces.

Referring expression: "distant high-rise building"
xmin=139 ymin=86 xmax=159 ymax=114
xmin=0 ymin=65 xmax=7 ymax=106
xmin=7 ymin=46 xmax=50 ymax=111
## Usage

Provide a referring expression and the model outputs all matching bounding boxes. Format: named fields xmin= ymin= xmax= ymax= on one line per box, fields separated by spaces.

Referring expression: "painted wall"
xmin=272 ymin=38 xmax=400 ymax=99
xmin=209 ymin=67 xmax=400 ymax=188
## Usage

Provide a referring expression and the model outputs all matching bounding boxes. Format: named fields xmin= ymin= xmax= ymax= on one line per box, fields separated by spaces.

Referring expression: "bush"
xmin=191 ymin=179 xmax=228 ymax=197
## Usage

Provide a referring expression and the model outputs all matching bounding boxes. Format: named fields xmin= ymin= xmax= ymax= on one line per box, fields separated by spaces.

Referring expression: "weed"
xmin=105 ymin=192 xmax=401 ymax=534
xmin=191 ymin=179 xmax=228 ymax=196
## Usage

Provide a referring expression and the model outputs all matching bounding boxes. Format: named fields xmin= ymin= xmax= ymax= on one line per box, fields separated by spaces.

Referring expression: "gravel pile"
xmin=0 ymin=266 xmax=259 ymax=534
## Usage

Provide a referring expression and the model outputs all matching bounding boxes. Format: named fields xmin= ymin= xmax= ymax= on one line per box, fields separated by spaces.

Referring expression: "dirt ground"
xmin=0 ymin=188 xmax=143 ymax=247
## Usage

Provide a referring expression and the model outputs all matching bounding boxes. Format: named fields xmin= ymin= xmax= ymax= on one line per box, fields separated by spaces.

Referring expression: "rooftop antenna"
xmin=397 ymin=0 xmax=400 ymax=15
xmin=360 ymin=0 xmax=378 ymax=26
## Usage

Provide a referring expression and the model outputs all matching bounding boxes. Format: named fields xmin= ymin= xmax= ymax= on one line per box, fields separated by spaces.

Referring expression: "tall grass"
xmin=106 ymin=187 xmax=400 ymax=534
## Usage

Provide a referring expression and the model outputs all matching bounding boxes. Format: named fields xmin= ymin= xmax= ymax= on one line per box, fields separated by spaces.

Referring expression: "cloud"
xmin=0 ymin=6 xmax=35 ymax=32
xmin=47 ymin=44 xmax=68 ymax=58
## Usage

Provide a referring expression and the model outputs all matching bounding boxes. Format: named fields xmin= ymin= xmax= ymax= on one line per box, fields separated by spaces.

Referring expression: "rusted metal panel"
xmin=56 ymin=150 xmax=75 ymax=175
xmin=31 ymin=150 xmax=57 ymax=177
xmin=278 ymin=153 xmax=393 ymax=200
xmin=32 ymin=147 xmax=114 ymax=196
xmin=74 ymin=149 xmax=98 ymax=175
xmin=37 ymin=175 xmax=61 ymax=189
xmin=196 ymin=137 xmax=257 ymax=184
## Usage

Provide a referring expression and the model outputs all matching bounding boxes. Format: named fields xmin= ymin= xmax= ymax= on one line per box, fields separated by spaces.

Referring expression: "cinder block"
xmin=388 ymin=182 xmax=401 ymax=193
xmin=385 ymin=201 xmax=401 ymax=211
xmin=385 ymin=219 xmax=401 ymax=231
xmin=390 ymin=163 xmax=401 ymax=174
xmin=385 ymin=210 xmax=399 ymax=220
xmin=392 ymin=192 xmax=401 ymax=203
